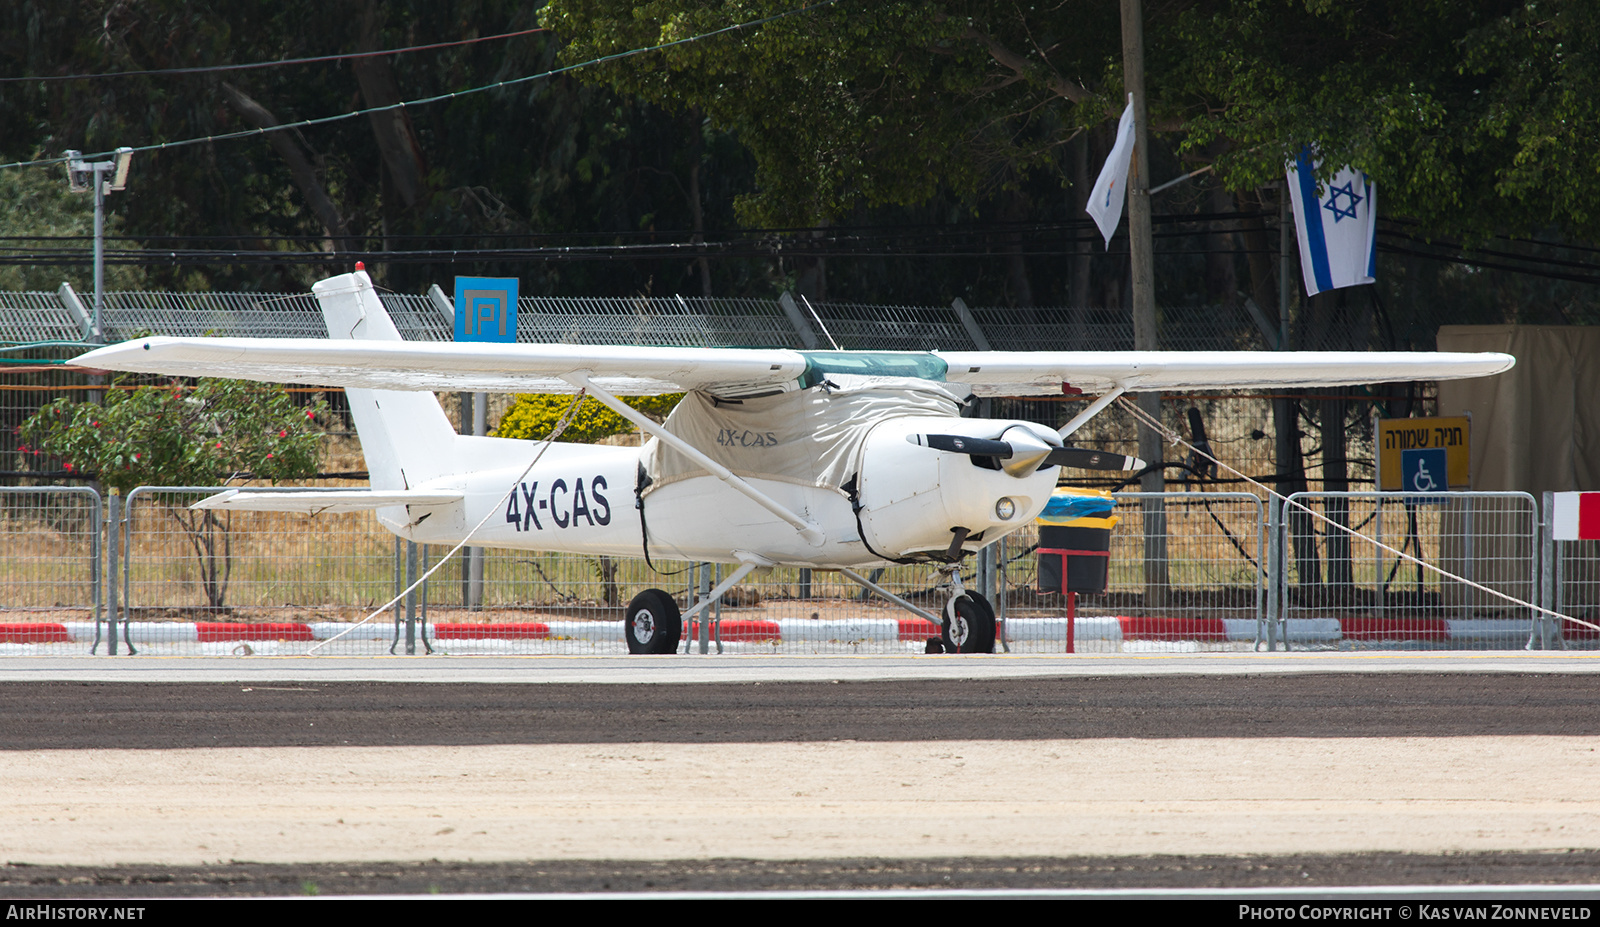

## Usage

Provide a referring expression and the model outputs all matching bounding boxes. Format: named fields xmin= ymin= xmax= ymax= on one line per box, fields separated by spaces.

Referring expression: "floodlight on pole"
xmin=62 ymin=146 xmax=133 ymax=343
xmin=110 ymin=147 xmax=133 ymax=191
xmin=64 ymin=150 xmax=90 ymax=193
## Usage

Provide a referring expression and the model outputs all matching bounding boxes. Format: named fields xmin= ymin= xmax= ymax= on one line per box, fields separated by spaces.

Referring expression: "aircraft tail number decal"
xmin=505 ymin=476 xmax=612 ymax=532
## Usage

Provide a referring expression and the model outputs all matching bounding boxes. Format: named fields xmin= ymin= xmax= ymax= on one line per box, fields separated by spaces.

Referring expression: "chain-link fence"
xmin=1 ymin=486 xmax=1585 ymax=656
xmin=1538 ymin=491 xmax=1600 ymax=651
xmin=109 ymin=486 xmax=956 ymax=655
xmin=0 ymin=486 xmax=102 ymax=653
xmin=1 ymin=286 xmax=1431 ymax=495
xmin=999 ymin=492 xmax=1266 ymax=653
xmin=1276 ymin=492 xmax=1542 ymax=651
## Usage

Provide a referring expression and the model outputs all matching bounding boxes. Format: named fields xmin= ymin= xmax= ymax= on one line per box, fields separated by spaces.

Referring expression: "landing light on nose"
xmin=995 ymin=497 xmax=1017 ymax=520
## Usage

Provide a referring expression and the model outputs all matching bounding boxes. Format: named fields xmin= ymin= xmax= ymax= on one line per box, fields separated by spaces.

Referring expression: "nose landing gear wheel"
xmin=943 ymin=592 xmax=996 ymax=653
xmin=626 ymin=588 xmax=682 ymax=654
xmin=942 ymin=592 xmax=996 ymax=654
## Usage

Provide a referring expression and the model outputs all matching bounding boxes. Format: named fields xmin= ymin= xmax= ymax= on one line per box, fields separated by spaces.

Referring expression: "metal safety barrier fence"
xmin=107 ymin=486 xmax=963 ymax=656
xmin=998 ymin=492 xmax=1266 ymax=653
xmin=0 ymin=486 xmax=103 ymax=653
xmin=0 ymin=486 xmax=1589 ymax=655
xmin=1274 ymin=491 xmax=1542 ymax=651
xmin=1538 ymin=491 xmax=1600 ymax=651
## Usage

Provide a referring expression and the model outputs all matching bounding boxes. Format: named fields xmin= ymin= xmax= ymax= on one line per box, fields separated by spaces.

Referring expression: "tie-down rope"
xmin=308 ymin=389 xmax=588 ymax=654
xmin=1114 ymin=394 xmax=1597 ymax=634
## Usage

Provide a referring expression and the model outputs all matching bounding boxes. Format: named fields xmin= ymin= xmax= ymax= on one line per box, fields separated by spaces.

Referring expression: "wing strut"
xmin=1057 ymin=385 xmax=1129 ymax=439
xmin=562 ymin=372 xmax=827 ymax=546
xmin=838 ymin=567 xmax=941 ymax=624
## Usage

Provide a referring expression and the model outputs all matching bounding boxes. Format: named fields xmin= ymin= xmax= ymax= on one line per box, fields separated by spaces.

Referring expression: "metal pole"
xmin=995 ymin=535 xmax=1007 ymax=646
xmin=1375 ymin=495 xmax=1385 ymax=622
xmin=419 ymin=543 xmax=432 ymax=654
xmin=390 ymin=536 xmax=402 ymax=654
xmin=89 ymin=490 xmax=102 ymax=655
xmin=712 ymin=562 xmax=724 ymax=655
xmin=120 ymin=491 xmax=133 ymax=655
xmin=405 ymin=540 xmax=418 ymax=655
xmin=1538 ymin=492 xmax=1554 ymax=650
xmin=1255 ymin=495 xmax=1266 ymax=647
xmin=105 ymin=494 xmax=119 ymax=656
xmin=696 ymin=564 xmax=712 ymax=655
xmin=1461 ymin=496 xmax=1475 ymax=621
xmin=699 ymin=563 xmax=716 ymax=655
xmin=92 ymin=164 xmax=105 ymax=341
xmin=467 ymin=392 xmax=487 ymax=609
xmin=1265 ymin=495 xmax=1281 ymax=651
xmin=1121 ymin=0 xmax=1166 ymax=604
xmin=1280 ymin=192 xmax=1292 ymax=348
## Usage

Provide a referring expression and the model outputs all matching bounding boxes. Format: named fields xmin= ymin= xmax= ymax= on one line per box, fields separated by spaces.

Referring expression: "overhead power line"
xmin=0 ymin=27 xmax=546 ymax=83
xmin=0 ymin=0 xmax=841 ymax=172
xmin=0 ymin=211 xmax=1278 ymax=247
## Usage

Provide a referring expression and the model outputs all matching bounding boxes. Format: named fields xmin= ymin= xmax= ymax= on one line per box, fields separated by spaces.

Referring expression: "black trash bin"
xmin=1035 ymin=490 xmax=1118 ymax=595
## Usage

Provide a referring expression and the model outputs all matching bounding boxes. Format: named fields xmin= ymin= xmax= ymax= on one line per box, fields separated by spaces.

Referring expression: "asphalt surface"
xmin=2 ymin=673 xmax=1598 ymax=749
xmin=7 ymin=672 xmax=1600 ymax=897
xmin=9 ymin=852 xmax=1600 ymax=897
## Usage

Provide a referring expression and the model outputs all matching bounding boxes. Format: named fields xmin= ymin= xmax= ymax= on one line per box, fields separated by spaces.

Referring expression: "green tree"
xmin=541 ymin=1 xmax=1120 ymax=227
xmin=21 ymin=377 xmax=328 ymax=609
xmin=0 ymin=0 xmax=767 ymax=296
xmin=0 ymin=164 xmax=148 ymax=293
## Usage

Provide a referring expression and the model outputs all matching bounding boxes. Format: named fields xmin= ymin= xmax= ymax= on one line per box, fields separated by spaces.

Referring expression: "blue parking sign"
xmin=1400 ymin=447 xmax=1450 ymax=502
xmin=453 ymin=276 xmax=518 ymax=343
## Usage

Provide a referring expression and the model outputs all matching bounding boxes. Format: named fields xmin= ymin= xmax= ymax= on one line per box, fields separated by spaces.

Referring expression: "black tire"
xmin=942 ymin=592 xmax=996 ymax=654
xmin=625 ymin=588 xmax=682 ymax=655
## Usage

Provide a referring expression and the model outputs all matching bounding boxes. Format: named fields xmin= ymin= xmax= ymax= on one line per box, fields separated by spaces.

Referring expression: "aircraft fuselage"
xmin=378 ymin=414 xmax=1062 ymax=568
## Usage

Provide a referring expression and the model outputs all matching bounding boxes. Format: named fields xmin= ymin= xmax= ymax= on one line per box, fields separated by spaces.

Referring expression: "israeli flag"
xmin=1286 ymin=150 xmax=1377 ymax=296
xmin=1086 ymin=95 xmax=1136 ymax=249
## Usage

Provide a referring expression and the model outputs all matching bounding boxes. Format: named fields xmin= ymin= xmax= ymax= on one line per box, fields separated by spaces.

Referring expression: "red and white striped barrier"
xmin=2 ymin=615 xmax=1581 ymax=647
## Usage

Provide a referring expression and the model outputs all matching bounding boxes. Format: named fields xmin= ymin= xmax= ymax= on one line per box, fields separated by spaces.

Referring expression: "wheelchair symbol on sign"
xmin=1411 ymin=460 xmax=1438 ymax=492
xmin=1400 ymin=447 xmax=1450 ymax=502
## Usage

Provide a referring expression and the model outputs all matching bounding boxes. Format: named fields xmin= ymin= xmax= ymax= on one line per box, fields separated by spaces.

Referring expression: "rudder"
xmin=311 ymin=271 xmax=457 ymax=490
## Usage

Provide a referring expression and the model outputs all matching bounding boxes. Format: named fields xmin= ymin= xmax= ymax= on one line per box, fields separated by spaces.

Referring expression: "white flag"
xmin=1085 ymin=94 xmax=1136 ymax=249
xmin=1286 ymin=150 xmax=1377 ymax=296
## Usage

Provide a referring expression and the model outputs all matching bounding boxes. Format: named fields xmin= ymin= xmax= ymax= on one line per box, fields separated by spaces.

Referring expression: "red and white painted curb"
xmin=0 ymin=616 xmax=1579 ymax=646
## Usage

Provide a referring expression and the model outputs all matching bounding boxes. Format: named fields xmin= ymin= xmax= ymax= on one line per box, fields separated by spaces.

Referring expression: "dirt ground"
xmin=7 ymin=738 xmax=1600 ymax=868
xmin=6 ymin=675 xmax=1600 ymax=896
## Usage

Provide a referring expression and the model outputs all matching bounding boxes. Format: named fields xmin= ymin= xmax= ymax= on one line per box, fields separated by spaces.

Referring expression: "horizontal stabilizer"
xmin=191 ymin=489 xmax=464 ymax=514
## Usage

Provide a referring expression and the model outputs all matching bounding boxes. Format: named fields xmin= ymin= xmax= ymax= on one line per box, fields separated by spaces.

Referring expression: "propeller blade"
xmin=908 ymin=433 xmax=1014 ymax=458
xmin=1042 ymin=447 xmax=1146 ymax=471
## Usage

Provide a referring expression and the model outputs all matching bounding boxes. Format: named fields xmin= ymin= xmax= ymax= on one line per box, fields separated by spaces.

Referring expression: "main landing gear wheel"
xmin=942 ymin=592 xmax=996 ymax=654
xmin=626 ymin=588 xmax=682 ymax=654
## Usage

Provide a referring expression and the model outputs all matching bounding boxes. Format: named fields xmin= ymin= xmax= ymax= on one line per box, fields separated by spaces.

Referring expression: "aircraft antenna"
xmin=799 ymin=295 xmax=841 ymax=350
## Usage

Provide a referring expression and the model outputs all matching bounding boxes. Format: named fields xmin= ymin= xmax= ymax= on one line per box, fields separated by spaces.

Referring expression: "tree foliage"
xmin=0 ymin=0 xmax=766 ymax=296
xmin=20 ymin=378 xmax=327 ymax=494
xmin=541 ymin=0 xmax=1121 ymax=226
xmin=544 ymin=0 xmax=1600 ymax=242
xmin=1167 ymin=0 xmax=1600 ymax=239
xmin=494 ymin=392 xmax=680 ymax=444
xmin=0 ymin=164 xmax=148 ymax=293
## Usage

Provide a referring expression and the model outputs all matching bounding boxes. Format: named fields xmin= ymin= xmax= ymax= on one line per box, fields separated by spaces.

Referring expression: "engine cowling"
xmin=853 ymin=416 xmax=1061 ymax=559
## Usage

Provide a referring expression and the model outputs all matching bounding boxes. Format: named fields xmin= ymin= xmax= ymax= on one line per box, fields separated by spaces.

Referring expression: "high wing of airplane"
xmin=73 ymin=271 xmax=1514 ymax=655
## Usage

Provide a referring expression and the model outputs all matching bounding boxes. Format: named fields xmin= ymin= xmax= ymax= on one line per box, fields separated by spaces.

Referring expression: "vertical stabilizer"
xmin=311 ymin=272 xmax=457 ymax=490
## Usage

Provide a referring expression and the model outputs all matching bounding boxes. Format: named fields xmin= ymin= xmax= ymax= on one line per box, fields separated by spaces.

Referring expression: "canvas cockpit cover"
xmin=640 ymin=376 xmax=967 ymax=495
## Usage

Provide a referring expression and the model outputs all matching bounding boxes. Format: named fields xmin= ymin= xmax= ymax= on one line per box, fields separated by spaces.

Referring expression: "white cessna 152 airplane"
xmin=75 ymin=271 xmax=1513 ymax=654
